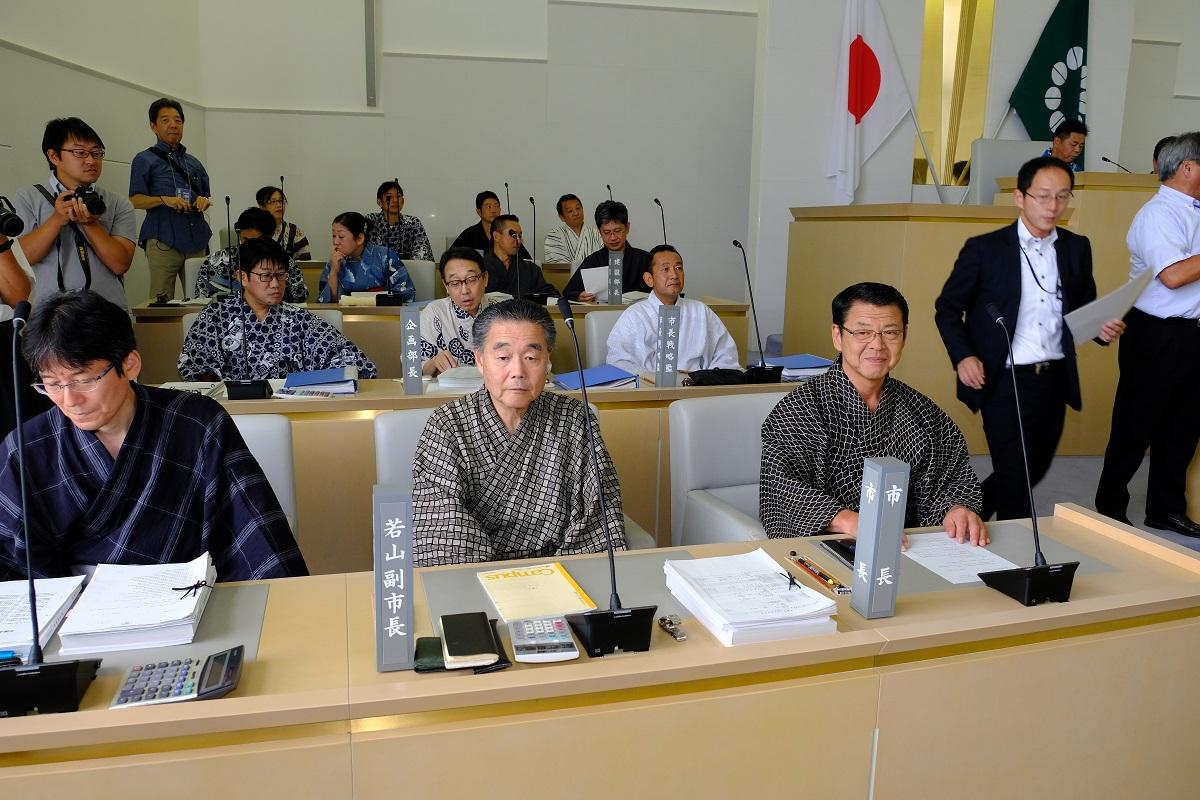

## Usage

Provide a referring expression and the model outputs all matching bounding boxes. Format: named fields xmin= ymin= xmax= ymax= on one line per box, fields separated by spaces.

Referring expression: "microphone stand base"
xmin=225 ymin=380 xmax=273 ymax=400
xmin=566 ymin=605 xmax=657 ymax=657
xmin=0 ymin=659 xmax=101 ymax=717
xmin=375 ymin=294 xmax=406 ymax=307
xmin=978 ymin=562 xmax=1079 ymax=606
xmin=744 ymin=365 xmax=783 ymax=384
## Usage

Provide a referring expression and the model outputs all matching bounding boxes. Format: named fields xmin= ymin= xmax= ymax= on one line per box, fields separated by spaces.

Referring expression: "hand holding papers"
xmin=903 ymin=533 xmax=1018 ymax=584
xmin=1064 ymin=269 xmax=1152 ymax=343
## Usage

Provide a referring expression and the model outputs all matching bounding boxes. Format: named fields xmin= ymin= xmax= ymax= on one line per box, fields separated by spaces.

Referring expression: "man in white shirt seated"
xmin=605 ymin=244 xmax=740 ymax=374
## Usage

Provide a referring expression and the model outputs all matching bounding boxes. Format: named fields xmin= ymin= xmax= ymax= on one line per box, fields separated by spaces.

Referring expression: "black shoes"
xmin=1143 ymin=513 xmax=1200 ymax=538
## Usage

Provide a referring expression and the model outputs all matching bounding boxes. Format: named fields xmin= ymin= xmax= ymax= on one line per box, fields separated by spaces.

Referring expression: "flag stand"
xmin=908 ymin=108 xmax=947 ymax=204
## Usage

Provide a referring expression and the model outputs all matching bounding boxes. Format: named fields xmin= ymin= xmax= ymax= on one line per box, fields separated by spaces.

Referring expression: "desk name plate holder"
xmin=850 ymin=457 xmax=910 ymax=620
xmin=655 ymin=304 xmax=681 ymax=387
xmin=607 ymin=251 xmax=623 ymax=305
xmin=401 ymin=308 xmax=423 ymax=395
xmin=373 ymin=485 xmax=414 ymax=671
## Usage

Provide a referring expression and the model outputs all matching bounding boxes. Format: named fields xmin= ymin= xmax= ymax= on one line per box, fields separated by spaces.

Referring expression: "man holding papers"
xmin=1096 ymin=132 xmax=1200 ymax=534
xmin=0 ymin=290 xmax=307 ymax=581
xmin=935 ymin=156 xmax=1123 ymax=521
xmin=412 ymin=299 xmax=625 ymax=567
xmin=606 ymin=245 xmax=740 ymax=374
xmin=760 ymin=283 xmax=986 ymax=545
xmin=178 ymin=238 xmax=377 ymax=381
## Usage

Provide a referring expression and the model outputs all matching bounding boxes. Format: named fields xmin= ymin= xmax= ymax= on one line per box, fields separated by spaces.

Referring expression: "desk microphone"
xmin=606 ymin=184 xmax=612 ymax=202
xmin=528 ymin=195 xmax=537 ymax=266
xmin=975 ymin=303 xmax=1078 ymax=605
xmin=732 ymin=240 xmax=782 ymax=384
xmin=556 ymin=296 xmax=656 ymax=656
xmin=0 ymin=302 xmax=101 ymax=716
xmin=503 ymin=182 xmax=510 ymax=213
xmin=653 ymin=198 xmax=666 ymax=244
xmin=1100 ymin=156 xmax=1132 ymax=173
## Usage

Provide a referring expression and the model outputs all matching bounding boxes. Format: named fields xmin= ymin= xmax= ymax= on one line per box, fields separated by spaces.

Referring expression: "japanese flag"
xmin=826 ymin=0 xmax=913 ymax=204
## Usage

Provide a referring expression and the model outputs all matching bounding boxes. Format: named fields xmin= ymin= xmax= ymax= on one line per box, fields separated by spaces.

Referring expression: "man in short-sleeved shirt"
xmin=12 ymin=118 xmax=135 ymax=310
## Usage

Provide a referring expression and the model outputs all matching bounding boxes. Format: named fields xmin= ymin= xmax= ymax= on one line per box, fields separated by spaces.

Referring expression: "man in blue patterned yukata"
xmin=0 ymin=289 xmax=307 ymax=581
xmin=179 ymin=238 xmax=376 ymax=381
xmin=419 ymin=247 xmax=499 ymax=377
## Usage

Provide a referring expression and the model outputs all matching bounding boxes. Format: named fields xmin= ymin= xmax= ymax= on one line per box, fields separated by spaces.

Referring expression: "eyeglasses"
xmin=840 ymin=326 xmax=905 ymax=343
xmin=445 ymin=274 xmax=483 ymax=290
xmin=60 ymin=148 xmax=106 ymax=161
xmin=33 ymin=363 xmax=115 ymax=395
xmin=265 ymin=197 xmax=286 ymax=206
xmin=1022 ymin=191 xmax=1073 ymax=206
xmin=247 ymin=271 xmax=288 ymax=284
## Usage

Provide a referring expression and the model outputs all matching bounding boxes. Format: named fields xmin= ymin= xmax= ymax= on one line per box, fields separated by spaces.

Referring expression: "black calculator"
xmin=111 ymin=645 xmax=244 ymax=709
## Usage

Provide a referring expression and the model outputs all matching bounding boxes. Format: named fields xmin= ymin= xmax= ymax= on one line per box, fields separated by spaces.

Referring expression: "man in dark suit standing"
xmin=935 ymin=156 xmax=1125 ymax=520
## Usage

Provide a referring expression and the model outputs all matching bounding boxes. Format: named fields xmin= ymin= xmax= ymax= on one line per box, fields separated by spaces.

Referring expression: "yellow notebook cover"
xmin=476 ymin=562 xmax=597 ymax=623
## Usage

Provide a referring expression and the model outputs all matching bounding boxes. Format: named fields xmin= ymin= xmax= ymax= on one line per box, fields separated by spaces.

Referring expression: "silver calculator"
xmin=508 ymin=616 xmax=580 ymax=663
xmin=111 ymin=645 xmax=244 ymax=709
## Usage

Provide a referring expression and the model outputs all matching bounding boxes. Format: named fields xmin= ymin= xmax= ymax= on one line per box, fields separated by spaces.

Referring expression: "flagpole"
xmin=989 ymin=105 xmax=1014 ymax=140
xmin=909 ymin=108 xmax=947 ymax=204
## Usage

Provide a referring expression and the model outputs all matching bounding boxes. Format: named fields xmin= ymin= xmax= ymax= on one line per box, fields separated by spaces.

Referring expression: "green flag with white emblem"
xmin=1008 ymin=0 xmax=1088 ymax=167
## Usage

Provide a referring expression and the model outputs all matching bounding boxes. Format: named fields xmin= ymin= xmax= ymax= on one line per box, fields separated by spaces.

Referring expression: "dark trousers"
xmin=1096 ymin=308 xmax=1200 ymax=519
xmin=980 ymin=361 xmax=1067 ymax=520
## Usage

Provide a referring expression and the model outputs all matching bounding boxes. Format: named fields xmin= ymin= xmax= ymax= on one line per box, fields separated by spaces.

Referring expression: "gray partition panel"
xmin=43 ymin=584 xmax=269 ymax=676
xmin=422 ymin=550 xmax=695 ymax=626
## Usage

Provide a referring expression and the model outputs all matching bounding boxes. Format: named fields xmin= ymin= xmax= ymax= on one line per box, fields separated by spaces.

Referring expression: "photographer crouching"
xmin=10 ymin=118 xmax=135 ymax=311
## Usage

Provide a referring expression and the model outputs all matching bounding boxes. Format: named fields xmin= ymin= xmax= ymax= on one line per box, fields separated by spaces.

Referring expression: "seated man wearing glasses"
xmin=179 ymin=239 xmax=376 ymax=381
xmin=760 ymin=282 xmax=988 ymax=545
xmin=935 ymin=156 xmax=1123 ymax=521
xmin=0 ymin=289 xmax=308 ymax=581
xmin=420 ymin=247 xmax=498 ymax=377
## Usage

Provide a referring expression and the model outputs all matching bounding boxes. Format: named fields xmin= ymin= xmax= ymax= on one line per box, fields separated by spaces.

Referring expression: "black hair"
xmin=594 ymin=200 xmax=629 ymax=228
xmin=377 ymin=181 xmax=403 ymax=200
xmin=645 ymin=244 xmax=681 ymax=272
xmin=332 ymin=211 xmax=371 ymax=240
xmin=491 ymin=214 xmax=520 ymax=241
xmin=256 ymin=185 xmax=286 ymax=207
xmin=41 ymin=117 xmax=105 ymax=170
xmin=1016 ymin=156 xmax=1075 ymax=193
xmin=831 ymin=282 xmax=909 ymax=327
xmin=438 ymin=246 xmax=486 ymax=280
xmin=1153 ymin=135 xmax=1178 ymax=164
xmin=148 ymin=97 xmax=185 ymax=124
xmin=472 ymin=299 xmax=556 ymax=352
xmin=555 ymin=193 xmax=582 ymax=216
xmin=235 ymin=207 xmax=277 ymax=238
xmin=23 ymin=290 xmax=137 ymax=375
xmin=476 ymin=190 xmax=500 ymax=210
xmin=235 ymin=238 xmax=289 ymax=275
xmin=1052 ymin=119 xmax=1088 ymax=140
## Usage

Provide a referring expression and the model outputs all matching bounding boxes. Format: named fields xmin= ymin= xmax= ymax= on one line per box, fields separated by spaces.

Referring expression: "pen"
xmin=788 ymin=551 xmax=852 ymax=595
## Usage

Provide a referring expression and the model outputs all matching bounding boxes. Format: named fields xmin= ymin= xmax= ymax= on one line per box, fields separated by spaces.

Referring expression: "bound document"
xmin=282 ymin=366 xmax=359 ymax=394
xmin=57 ymin=553 xmax=216 ymax=655
xmin=0 ymin=575 xmax=85 ymax=661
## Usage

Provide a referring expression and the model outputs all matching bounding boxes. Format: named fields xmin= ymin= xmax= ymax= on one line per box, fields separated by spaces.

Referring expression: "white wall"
xmin=1131 ymin=0 xmax=1200 ymax=95
xmin=205 ymin=2 xmax=758 ymax=303
xmin=383 ymin=0 xmax=547 ymax=59
xmin=746 ymin=0 xmax=926 ymax=343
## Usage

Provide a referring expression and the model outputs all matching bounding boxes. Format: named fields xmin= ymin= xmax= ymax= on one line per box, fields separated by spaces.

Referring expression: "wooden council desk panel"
xmin=220 ymin=381 xmax=789 ymax=575
xmin=3 ymin=507 xmax=1198 ymax=797
xmin=133 ymin=298 xmax=749 ymax=383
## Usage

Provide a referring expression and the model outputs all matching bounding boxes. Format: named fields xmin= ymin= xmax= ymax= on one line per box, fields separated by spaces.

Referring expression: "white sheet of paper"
xmin=1064 ymin=269 xmax=1153 ymax=343
xmin=581 ymin=268 xmax=608 ymax=302
xmin=902 ymin=533 xmax=1019 ymax=584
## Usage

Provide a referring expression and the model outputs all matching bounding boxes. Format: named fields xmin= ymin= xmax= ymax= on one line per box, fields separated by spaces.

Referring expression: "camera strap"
xmin=143 ymin=147 xmax=205 ymax=200
xmin=34 ymin=183 xmax=93 ymax=292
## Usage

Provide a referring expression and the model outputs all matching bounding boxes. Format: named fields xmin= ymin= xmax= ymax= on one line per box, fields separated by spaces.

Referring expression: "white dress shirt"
xmin=606 ymin=292 xmax=740 ymax=374
xmin=1128 ymin=184 xmax=1200 ymax=319
xmin=1011 ymin=218 xmax=1065 ymax=365
xmin=543 ymin=224 xmax=603 ymax=268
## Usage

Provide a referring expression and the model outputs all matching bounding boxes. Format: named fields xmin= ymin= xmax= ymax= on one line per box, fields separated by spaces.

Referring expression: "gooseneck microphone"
xmin=508 ymin=228 xmax=522 ymax=299
xmin=222 ymin=195 xmax=271 ymax=399
xmin=224 ymin=194 xmax=234 ymax=286
xmin=653 ymin=198 xmax=666 ymax=244
xmin=528 ymin=196 xmax=537 ymax=267
xmin=1100 ymin=156 xmax=1132 ymax=173
xmin=556 ymin=297 xmax=656 ymax=656
xmin=732 ymin=240 xmax=782 ymax=383
xmin=975 ymin=303 xmax=1079 ymax=605
xmin=0 ymin=302 xmax=101 ymax=715
xmin=606 ymin=184 xmax=612 ymax=202
xmin=503 ymin=182 xmax=510 ymax=212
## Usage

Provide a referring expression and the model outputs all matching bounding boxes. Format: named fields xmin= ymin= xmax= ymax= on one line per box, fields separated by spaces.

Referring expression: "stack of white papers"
xmin=664 ymin=549 xmax=837 ymax=646
xmin=436 ymin=365 xmax=484 ymax=390
xmin=57 ymin=553 xmax=216 ymax=655
xmin=0 ymin=575 xmax=86 ymax=661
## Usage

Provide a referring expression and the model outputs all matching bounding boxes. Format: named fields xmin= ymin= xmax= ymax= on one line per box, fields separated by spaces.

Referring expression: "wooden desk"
xmin=3 ymin=506 xmax=1197 ymax=799
xmin=133 ymin=298 xmax=750 ymax=384
xmin=219 ymin=379 xmax=790 ymax=575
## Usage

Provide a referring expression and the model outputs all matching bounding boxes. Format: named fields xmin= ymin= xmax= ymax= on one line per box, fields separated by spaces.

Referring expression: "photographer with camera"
xmin=11 ymin=118 xmax=136 ymax=310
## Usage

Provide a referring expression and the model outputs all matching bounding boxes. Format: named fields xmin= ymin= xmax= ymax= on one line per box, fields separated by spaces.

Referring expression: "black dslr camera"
xmin=0 ymin=196 xmax=23 ymax=237
xmin=67 ymin=185 xmax=106 ymax=216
